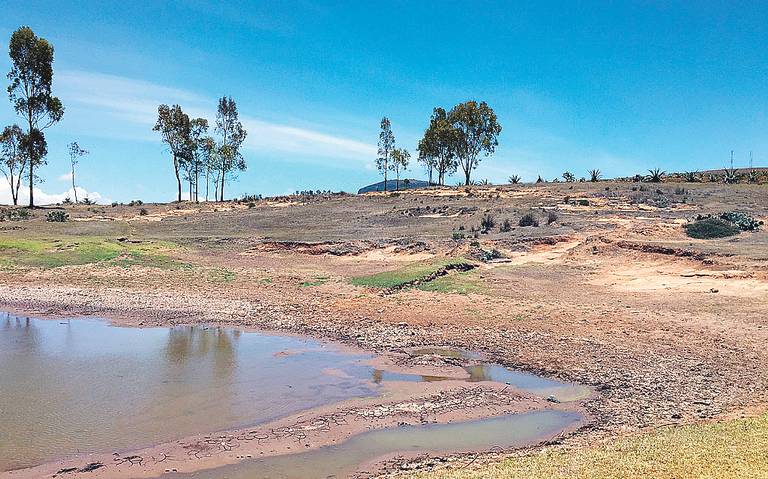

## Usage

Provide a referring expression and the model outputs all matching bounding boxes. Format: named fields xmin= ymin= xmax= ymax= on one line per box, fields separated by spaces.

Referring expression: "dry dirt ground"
xmin=1 ymin=181 xmax=767 ymax=475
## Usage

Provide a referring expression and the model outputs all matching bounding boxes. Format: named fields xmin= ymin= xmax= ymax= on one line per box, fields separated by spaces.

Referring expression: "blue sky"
xmin=1 ymin=1 xmax=767 ymax=203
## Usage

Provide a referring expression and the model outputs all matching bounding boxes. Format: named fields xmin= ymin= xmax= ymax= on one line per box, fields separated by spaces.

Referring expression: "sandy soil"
xmin=0 ymin=181 xmax=766 ymax=476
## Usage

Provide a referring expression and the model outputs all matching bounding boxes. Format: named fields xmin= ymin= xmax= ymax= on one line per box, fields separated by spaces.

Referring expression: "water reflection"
xmin=0 ymin=315 xmax=376 ymax=472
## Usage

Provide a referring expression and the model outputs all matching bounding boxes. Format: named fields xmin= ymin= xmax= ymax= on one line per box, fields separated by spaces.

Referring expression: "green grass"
xmin=300 ymin=275 xmax=329 ymax=287
xmin=0 ymin=237 xmax=184 ymax=269
xmin=416 ymin=271 xmax=483 ymax=294
xmin=417 ymin=413 xmax=768 ymax=479
xmin=206 ymin=267 xmax=237 ymax=283
xmin=349 ymin=259 xmax=470 ymax=290
xmin=685 ymin=217 xmax=741 ymax=239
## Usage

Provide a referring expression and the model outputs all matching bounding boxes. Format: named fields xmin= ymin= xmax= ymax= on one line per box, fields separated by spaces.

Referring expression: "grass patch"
xmin=417 ymin=413 xmax=768 ymax=479
xmin=0 ymin=237 xmax=184 ymax=269
xmin=207 ymin=268 xmax=236 ymax=283
xmin=685 ymin=217 xmax=741 ymax=239
xmin=300 ymin=275 xmax=329 ymax=287
xmin=349 ymin=259 xmax=468 ymax=290
xmin=416 ymin=271 xmax=483 ymax=294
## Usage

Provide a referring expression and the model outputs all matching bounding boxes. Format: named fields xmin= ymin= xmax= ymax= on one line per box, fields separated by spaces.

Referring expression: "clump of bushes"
xmin=480 ymin=214 xmax=496 ymax=232
xmin=452 ymin=231 xmax=465 ymax=240
xmin=499 ymin=218 xmax=512 ymax=232
xmin=128 ymin=199 xmax=143 ymax=206
xmin=139 ymin=208 xmax=149 ymax=216
xmin=685 ymin=212 xmax=761 ymax=239
xmin=46 ymin=210 xmax=68 ymax=222
xmin=1 ymin=208 xmax=30 ymax=221
xmin=719 ymin=212 xmax=762 ymax=231
xmin=519 ymin=212 xmax=539 ymax=227
xmin=546 ymin=210 xmax=558 ymax=225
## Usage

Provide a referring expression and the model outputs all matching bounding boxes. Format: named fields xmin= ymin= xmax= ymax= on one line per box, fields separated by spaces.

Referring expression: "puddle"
xmin=0 ymin=314 xmax=588 ymax=474
xmin=166 ymin=410 xmax=582 ymax=479
xmin=0 ymin=314 xmax=377 ymax=471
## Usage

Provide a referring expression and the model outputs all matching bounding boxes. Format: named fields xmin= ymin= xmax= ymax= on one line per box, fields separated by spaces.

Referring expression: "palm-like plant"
xmin=683 ymin=171 xmax=698 ymax=182
xmin=588 ymin=169 xmax=601 ymax=182
xmin=723 ymin=166 xmax=740 ymax=184
xmin=647 ymin=168 xmax=665 ymax=183
xmin=508 ymin=175 xmax=521 ymax=184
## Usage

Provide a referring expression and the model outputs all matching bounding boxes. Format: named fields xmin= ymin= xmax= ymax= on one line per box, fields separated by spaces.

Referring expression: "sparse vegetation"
xmin=46 ymin=210 xmax=68 ymax=222
xmin=480 ymin=213 xmax=495 ymax=232
xmin=508 ymin=174 xmax=521 ymax=184
xmin=546 ymin=210 xmax=558 ymax=225
xmin=499 ymin=218 xmax=512 ymax=232
xmin=562 ymin=171 xmax=575 ymax=182
xmin=589 ymin=169 xmax=601 ymax=182
xmin=647 ymin=168 xmax=665 ymax=182
xmin=519 ymin=212 xmax=539 ymax=227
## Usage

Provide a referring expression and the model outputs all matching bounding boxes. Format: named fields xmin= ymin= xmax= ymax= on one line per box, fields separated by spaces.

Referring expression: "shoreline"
xmin=0 ymin=307 xmax=590 ymax=479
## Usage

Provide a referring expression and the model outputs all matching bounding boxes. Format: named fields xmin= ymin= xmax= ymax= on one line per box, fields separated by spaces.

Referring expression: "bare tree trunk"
xmin=173 ymin=154 xmax=182 ymax=202
xmin=72 ymin=163 xmax=77 ymax=203
xmin=27 ymin=116 xmax=34 ymax=208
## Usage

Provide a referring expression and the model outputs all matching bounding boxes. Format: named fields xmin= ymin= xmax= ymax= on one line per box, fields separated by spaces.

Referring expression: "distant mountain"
xmin=357 ymin=179 xmax=432 ymax=194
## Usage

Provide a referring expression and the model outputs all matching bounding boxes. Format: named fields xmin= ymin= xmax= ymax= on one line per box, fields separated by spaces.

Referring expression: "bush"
xmin=480 ymin=214 xmax=496 ymax=232
xmin=685 ymin=217 xmax=740 ymax=239
xmin=499 ymin=219 xmax=512 ymax=232
xmin=128 ymin=199 xmax=143 ymax=206
xmin=452 ymin=231 xmax=465 ymax=240
xmin=519 ymin=212 xmax=539 ymax=227
xmin=139 ymin=208 xmax=148 ymax=216
xmin=577 ymin=199 xmax=590 ymax=206
xmin=111 ymin=202 xmax=119 ymax=207
xmin=546 ymin=210 xmax=558 ymax=225
xmin=46 ymin=210 xmax=68 ymax=222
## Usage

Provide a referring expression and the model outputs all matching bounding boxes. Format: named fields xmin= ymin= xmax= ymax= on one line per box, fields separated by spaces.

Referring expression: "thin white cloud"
xmin=57 ymin=172 xmax=73 ymax=182
xmin=0 ymin=183 xmax=108 ymax=206
xmin=56 ymin=70 xmax=377 ymax=163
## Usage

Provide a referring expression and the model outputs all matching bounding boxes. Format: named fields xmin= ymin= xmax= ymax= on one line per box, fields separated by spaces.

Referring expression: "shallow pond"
xmin=0 ymin=313 xmax=586 ymax=473
xmin=167 ymin=410 xmax=582 ymax=479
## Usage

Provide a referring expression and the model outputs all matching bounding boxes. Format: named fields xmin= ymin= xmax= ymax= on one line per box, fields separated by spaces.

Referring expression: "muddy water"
xmin=0 ymin=313 xmax=587 ymax=474
xmin=0 ymin=314 xmax=377 ymax=471
xmin=167 ymin=410 xmax=582 ymax=479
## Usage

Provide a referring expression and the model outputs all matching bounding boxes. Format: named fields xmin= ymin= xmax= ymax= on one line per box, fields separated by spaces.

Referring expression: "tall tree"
xmin=153 ymin=104 xmax=192 ymax=202
xmin=7 ymin=26 xmax=64 ymax=207
xmin=200 ymin=136 xmax=217 ymax=202
xmin=0 ymin=125 xmax=25 ymax=205
xmin=417 ymin=107 xmax=458 ymax=186
xmin=448 ymin=101 xmax=502 ymax=185
xmin=376 ymin=117 xmax=395 ymax=191
xmin=390 ymin=148 xmax=410 ymax=190
xmin=66 ymin=141 xmax=88 ymax=203
xmin=184 ymin=118 xmax=208 ymax=202
xmin=214 ymin=96 xmax=247 ymax=201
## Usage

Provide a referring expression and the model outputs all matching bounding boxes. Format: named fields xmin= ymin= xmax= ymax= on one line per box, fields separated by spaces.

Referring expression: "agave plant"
xmin=708 ymin=173 xmax=719 ymax=183
xmin=723 ymin=166 xmax=740 ymax=184
xmin=588 ymin=169 xmax=601 ymax=182
xmin=683 ymin=171 xmax=698 ymax=182
xmin=536 ymin=175 xmax=545 ymax=183
xmin=747 ymin=169 xmax=759 ymax=183
xmin=647 ymin=168 xmax=665 ymax=183
xmin=508 ymin=175 xmax=521 ymax=184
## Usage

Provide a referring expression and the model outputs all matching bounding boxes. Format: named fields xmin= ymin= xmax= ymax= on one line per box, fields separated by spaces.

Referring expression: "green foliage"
xmin=719 ymin=212 xmax=762 ymax=231
xmin=480 ymin=213 xmax=496 ymax=232
xmin=0 ymin=124 xmax=25 ymax=205
xmin=562 ymin=171 xmax=576 ymax=182
xmin=452 ymin=231 xmax=465 ymax=240
xmin=0 ymin=208 xmax=30 ymax=221
xmin=390 ymin=147 xmax=410 ymax=190
xmin=207 ymin=268 xmax=236 ymax=283
xmin=683 ymin=171 xmax=698 ymax=182
xmin=46 ymin=210 xmax=68 ymax=222
xmin=519 ymin=212 xmax=539 ymax=227
xmin=647 ymin=168 xmax=665 ymax=182
xmin=214 ymin=96 xmax=247 ymax=201
xmin=589 ymin=169 xmax=602 ymax=182
xmin=499 ymin=218 xmax=512 ymax=232
xmin=508 ymin=174 xmax=521 ymax=184
xmin=685 ymin=217 xmax=741 ymax=239
xmin=449 ymin=100 xmax=502 ymax=186
xmin=299 ymin=275 xmax=329 ymax=287
xmin=128 ymin=199 xmax=143 ymax=206
xmin=418 ymin=107 xmax=458 ymax=186
xmin=577 ymin=199 xmax=590 ymax=206
xmin=7 ymin=26 xmax=64 ymax=207
xmin=416 ymin=271 xmax=483 ymax=294
xmin=376 ymin=117 xmax=395 ymax=190
xmin=350 ymin=259 xmax=467 ymax=289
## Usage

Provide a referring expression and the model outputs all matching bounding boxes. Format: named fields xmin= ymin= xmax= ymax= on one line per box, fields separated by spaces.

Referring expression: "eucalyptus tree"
xmin=376 ymin=117 xmax=395 ymax=191
xmin=417 ymin=107 xmax=458 ymax=186
xmin=448 ymin=101 xmax=502 ymax=186
xmin=390 ymin=148 xmax=410 ymax=190
xmin=184 ymin=118 xmax=209 ymax=202
xmin=200 ymin=136 xmax=218 ymax=201
xmin=66 ymin=141 xmax=88 ymax=203
xmin=153 ymin=104 xmax=192 ymax=202
xmin=214 ymin=96 xmax=247 ymax=201
xmin=7 ymin=26 xmax=65 ymax=207
xmin=0 ymin=125 xmax=25 ymax=205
